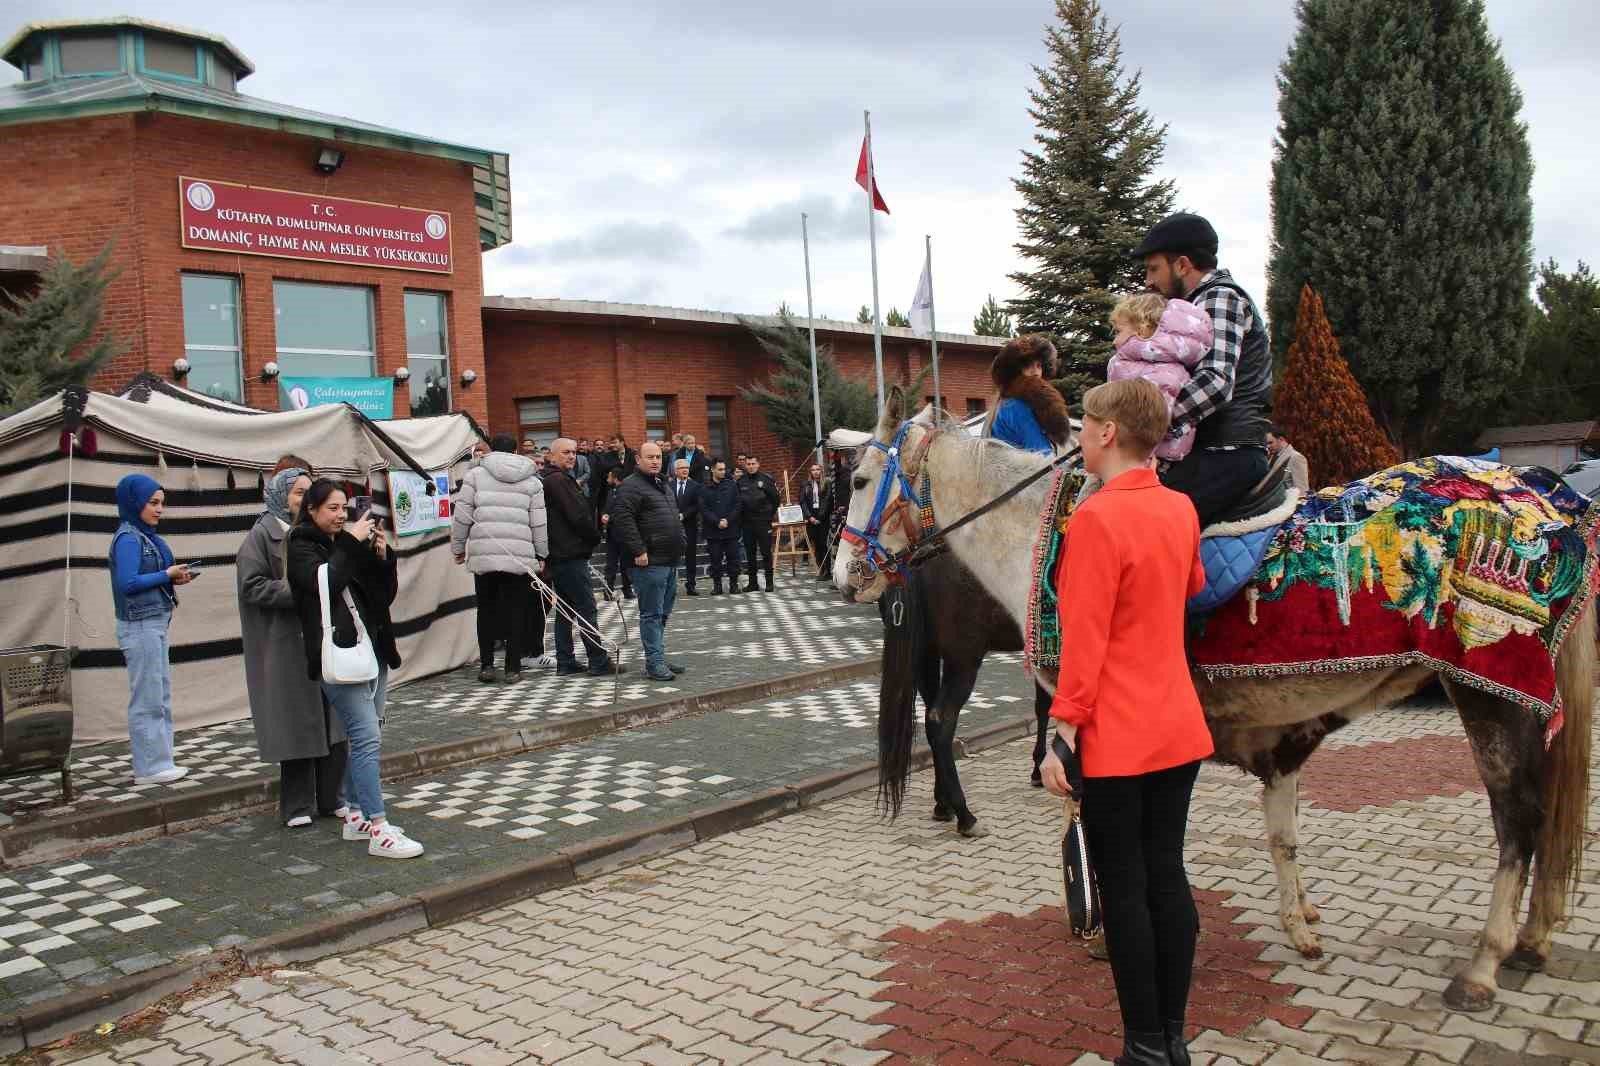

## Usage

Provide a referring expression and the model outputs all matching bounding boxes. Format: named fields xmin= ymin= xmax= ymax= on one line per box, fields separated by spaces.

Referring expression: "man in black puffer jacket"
xmin=610 ymin=442 xmax=687 ymax=681
xmin=737 ymin=454 xmax=781 ymax=592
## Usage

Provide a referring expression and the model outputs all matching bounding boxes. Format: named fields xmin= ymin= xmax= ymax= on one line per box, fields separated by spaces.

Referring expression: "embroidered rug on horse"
xmin=1025 ymin=468 xmax=1087 ymax=676
xmin=1189 ymin=456 xmax=1600 ymax=741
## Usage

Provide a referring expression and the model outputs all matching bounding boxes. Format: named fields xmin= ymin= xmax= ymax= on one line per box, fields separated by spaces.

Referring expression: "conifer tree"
xmin=0 ymin=243 xmax=125 ymax=416
xmin=856 ymin=305 xmax=872 ymax=325
xmin=1504 ymin=260 xmax=1600 ymax=425
xmin=973 ymin=295 xmax=1014 ymax=338
xmin=1009 ymin=0 xmax=1175 ymax=407
xmin=741 ymin=312 xmax=877 ymax=448
xmin=1268 ymin=0 xmax=1533 ymax=457
xmin=885 ymin=307 xmax=910 ymax=328
xmin=1275 ymin=285 xmax=1399 ymax=486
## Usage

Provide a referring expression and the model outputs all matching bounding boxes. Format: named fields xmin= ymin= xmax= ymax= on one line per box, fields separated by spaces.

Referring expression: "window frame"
xmin=55 ymin=32 xmax=123 ymax=78
xmin=516 ymin=396 xmax=563 ymax=449
xmin=179 ymin=273 xmax=244 ymax=405
xmin=404 ymin=290 xmax=452 ymax=416
xmin=136 ymin=32 xmax=204 ymax=84
xmin=705 ymin=396 xmax=733 ymax=463
xmin=644 ymin=395 xmax=673 ymax=442
xmin=271 ymin=280 xmax=377 ymax=379
xmin=966 ymin=398 xmax=987 ymax=420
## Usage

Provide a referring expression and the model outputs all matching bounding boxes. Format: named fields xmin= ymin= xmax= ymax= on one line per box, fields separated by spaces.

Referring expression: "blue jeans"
xmin=550 ymin=558 xmax=609 ymax=670
xmin=629 ymin=564 xmax=678 ymax=675
xmin=321 ymin=666 xmax=388 ymax=820
xmin=116 ymin=609 xmax=176 ymax=778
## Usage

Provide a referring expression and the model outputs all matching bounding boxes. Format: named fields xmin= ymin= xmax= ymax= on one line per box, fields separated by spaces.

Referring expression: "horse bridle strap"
xmin=840 ymin=422 xmax=942 ymax=578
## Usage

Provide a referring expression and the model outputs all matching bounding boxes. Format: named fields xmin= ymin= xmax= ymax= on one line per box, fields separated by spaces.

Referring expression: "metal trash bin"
xmin=0 ymin=645 xmax=74 ymax=802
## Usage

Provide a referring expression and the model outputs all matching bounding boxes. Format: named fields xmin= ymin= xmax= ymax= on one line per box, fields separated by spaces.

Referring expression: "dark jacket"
xmin=543 ymin=467 xmax=602 ymax=562
xmin=799 ymin=477 xmax=827 ymax=525
xmin=671 ymin=476 xmax=704 ymax=522
xmin=1188 ymin=272 xmax=1272 ymax=450
xmin=672 ymin=448 xmax=711 ymax=484
xmin=702 ymin=476 xmax=742 ymax=541
xmin=737 ymin=471 xmax=781 ymax=530
xmin=610 ymin=470 xmax=687 ymax=566
xmin=287 ymin=524 xmax=400 ymax=683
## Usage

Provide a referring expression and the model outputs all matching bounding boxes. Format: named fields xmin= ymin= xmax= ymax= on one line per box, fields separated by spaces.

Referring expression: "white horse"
xmin=833 ymin=388 xmax=1593 ymax=1012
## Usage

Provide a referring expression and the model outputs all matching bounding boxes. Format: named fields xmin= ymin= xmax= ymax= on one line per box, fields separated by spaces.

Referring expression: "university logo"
xmin=186 ymin=181 xmax=216 ymax=212
xmin=424 ymin=214 xmax=447 ymax=240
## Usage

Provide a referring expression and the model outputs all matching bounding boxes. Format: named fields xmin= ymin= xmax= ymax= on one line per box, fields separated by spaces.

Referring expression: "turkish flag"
xmin=855 ymin=136 xmax=889 ymax=214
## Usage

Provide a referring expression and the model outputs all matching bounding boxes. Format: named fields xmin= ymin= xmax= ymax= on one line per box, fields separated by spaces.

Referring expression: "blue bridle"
xmin=840 ymin=419 xmax=938 ymax=579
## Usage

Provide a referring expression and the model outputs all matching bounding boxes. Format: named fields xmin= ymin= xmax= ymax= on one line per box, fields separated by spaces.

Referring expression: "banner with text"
xmin=389 ymin=469 xmax=453 ymax=537
xmin=179 ymin=177 xmax=453 ymax=274
xmin=280 ymin=377 xmax=395 ymax=419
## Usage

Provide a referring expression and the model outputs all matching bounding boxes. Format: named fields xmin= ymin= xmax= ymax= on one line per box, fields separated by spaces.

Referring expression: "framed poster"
xmin=776 ymin=504 xmax=804 ymax=526
xmin=390 ymin=469 xmax=452 ymax=537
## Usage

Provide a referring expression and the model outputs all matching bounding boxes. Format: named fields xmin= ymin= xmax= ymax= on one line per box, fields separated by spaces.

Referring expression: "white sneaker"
xmin=343 ymin=811 xmax=403 ymax=840
xmin=286 ymin=815 xmax=313 ymax=828
xmin=368 ymin=823 xmax=424 ymax=859
xmin=133 ymin=766 xmax=189 ymax=786
xmin=536 ymin=653 xmax=557 ymax=669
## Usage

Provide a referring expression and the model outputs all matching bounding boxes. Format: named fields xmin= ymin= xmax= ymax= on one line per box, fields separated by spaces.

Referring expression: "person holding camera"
xmin=287 ymin=479 xmax=422 ymax=859
xmin=109 ymin=473 xmax=194 ymax=786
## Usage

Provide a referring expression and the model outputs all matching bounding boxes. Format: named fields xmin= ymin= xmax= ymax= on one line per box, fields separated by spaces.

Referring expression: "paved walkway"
xmin=9 ymin=699 xmax=1597 ymax=1065
xmin=0 ymin=577 xmax=877 ymax=826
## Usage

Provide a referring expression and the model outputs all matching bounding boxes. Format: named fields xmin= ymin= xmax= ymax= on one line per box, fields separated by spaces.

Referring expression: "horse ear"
xmin=876 ymin=387 xmax=904 ymax=438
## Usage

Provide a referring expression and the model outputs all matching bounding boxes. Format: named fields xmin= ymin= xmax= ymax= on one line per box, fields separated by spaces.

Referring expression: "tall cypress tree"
xmin=1009 ymin=0 xmax=1175 ymax=406
xmin=1268 ymin=0 xmax=1533 ymax=457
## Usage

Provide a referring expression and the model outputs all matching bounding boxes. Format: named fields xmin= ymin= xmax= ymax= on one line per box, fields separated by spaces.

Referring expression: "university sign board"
xmin=389 ymin=469 xmax=453 ymax=537
xmin=280 ymin=376 xmax=394 ymax=419
xmin=179 ymin=177 xmax=453 ymax=274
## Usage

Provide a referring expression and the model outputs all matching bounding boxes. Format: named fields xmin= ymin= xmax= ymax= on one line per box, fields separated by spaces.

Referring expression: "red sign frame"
xmin=178 ymin=177 xmax=453 ymax=274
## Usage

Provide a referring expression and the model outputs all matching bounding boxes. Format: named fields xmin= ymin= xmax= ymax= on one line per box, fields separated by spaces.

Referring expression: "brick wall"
xmin=0 ymin=112 xmax=487 ymax=424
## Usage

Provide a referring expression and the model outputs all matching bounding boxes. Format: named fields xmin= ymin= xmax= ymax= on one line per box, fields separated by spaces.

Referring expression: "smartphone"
xmin=347 ymin=496 xmax=373 ymax=522
xmin=186 ymin=561 xmax=204 ymax=577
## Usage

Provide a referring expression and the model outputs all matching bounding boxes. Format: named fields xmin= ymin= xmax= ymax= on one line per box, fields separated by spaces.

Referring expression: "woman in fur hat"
xmin=986 ymin=334 xmax=1073 ymax=454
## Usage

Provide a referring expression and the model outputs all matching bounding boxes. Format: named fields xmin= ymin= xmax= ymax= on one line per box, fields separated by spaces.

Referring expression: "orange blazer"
xmin=1049 ymin=467 xmax=1214 ymax=778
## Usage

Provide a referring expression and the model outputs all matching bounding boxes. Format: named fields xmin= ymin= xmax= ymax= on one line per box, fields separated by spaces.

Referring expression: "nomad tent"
xmin=0 ymin=377 xmax=482 ymax=743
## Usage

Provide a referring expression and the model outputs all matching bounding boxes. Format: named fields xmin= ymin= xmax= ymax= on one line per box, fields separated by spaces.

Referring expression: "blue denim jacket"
xmin=109 ymin=522 xmax=177 ymax=621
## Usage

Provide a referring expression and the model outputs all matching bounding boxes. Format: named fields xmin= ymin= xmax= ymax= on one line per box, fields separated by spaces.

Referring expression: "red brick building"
xmin=0 ymin=16 xmax=511 ymax=424
xmin=482 ymin=298 xmax=1007 ymax=475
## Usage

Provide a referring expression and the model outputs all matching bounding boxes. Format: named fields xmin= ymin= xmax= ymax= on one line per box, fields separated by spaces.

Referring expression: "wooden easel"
xmin=773 ymin=471 xmax=813 ymax=577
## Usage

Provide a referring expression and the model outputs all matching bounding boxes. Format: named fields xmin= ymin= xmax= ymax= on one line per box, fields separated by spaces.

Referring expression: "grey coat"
xmin=237 ymin=514 xmax=345 ymax=763
xmin=451 ymin=452 xmax=550 ymax=574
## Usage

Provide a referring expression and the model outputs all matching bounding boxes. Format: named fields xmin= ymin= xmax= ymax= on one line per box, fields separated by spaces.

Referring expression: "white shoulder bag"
xmin=318 ymin=563 xmax=379 ymax=684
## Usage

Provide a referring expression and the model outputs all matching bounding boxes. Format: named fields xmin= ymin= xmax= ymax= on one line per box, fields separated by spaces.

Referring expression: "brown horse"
xmin=836 ymin=388 xmax=1593 ymax=1012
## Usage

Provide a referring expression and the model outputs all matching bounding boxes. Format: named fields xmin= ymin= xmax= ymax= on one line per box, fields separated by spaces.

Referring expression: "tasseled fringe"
xmin=226 ymin=468 xmax=236 ymax=491
xmin=158 ymin=452 xmax=169 ymax=478
xmin=189 ymin=459 xmax=201 ymax=492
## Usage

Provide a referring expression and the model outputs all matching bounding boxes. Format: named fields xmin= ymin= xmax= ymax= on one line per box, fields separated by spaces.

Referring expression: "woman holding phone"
xmin=286 ymin=479 xmax=422 ymax=858
xmin=109 ymin=473 xmax=195 ymax=785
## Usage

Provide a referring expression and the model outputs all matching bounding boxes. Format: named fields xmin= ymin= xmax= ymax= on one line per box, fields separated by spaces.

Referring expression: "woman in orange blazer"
xmin=1041 ymin=378 xmax=1213 ymax=1066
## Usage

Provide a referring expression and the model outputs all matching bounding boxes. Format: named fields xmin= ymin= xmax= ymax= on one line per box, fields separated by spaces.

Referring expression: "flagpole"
xmin=802 ymin=212 xmax=823 ymax=468
xmin=864 ymin=109 xmax=886 ymax=417
xmin=925 ymin=233 xmax=940 ymax=416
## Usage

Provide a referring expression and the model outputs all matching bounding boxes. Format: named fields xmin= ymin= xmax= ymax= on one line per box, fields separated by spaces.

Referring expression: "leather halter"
xmin=840 ymin=420 xmax=941 ymax=581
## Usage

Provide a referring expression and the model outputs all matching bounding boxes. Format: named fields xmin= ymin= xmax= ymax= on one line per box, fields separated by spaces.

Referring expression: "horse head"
xmin=833 ymin=384 xmax=940 ymax=604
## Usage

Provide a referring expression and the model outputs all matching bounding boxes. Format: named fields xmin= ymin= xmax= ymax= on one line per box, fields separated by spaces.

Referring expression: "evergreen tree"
xmin=1275 ymin=284 xmax=1399 ymax=485
xmin=0 ymin=243 xmax=125 ymax=416
xmin=885 ymin=307 xmax=910 ymax=328
xmin=856 ymin=305 xmax=873 ymax=324
xmin=1009 ymin=0 xmax=1176 ymax=407
xmin=776 ymin=300 xmax=795 ymax=318
xmin=1504 ymin=260 xmax=1600 ymax=425
xmin=741 ymin=312 xmax=877 ymax=448
xmin=973 ymin=294 xmax=1014 ymax=338
xmin=1268 ymin=0 xmax=1533 ymax=457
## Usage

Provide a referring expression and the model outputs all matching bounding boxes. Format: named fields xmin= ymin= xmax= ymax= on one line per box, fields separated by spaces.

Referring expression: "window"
xmin=966 ymin=398 xmax=987 ymax=419
xmin=706 ymin=397 xmax=732 ymax=463
xmin=272 ymin=281 xmax=375 ymax=379
xmin=644 ymin=396 xmax=672 ymax=441
xmin=213 ymin=64 xmax=236 ymax=92
xmin=517 ymin=398 xmax=561 ymax=449
xmin=404 ymin=291 xmax=450 ymax=416
xmin=142 ymin=34 xmax=199 ymax=80
xmin=59 ymin=34 xmax=120 ymax=76
xmin=17 ymin=39 xmax=44 ymax=80
xmin=180 ymin=274 xmax=243 ymax=404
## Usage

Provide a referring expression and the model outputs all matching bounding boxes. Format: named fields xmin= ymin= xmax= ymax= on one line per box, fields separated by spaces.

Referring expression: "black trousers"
xmin=474 ymin=571 xmax=529 ymax=672
xmin=682 ymin=518 xmax=700 ymax=589
xmin=279 ymin=740 xmax=348 ymax=822
xmin=1081 ymin=760 xmax=1202 ymax=1034
xmin=1159 ymin=446 xmax=1270 ymax=529
xmin=604 ymin=539 xmax=634 ymax=595
xmin=807 ymin=519 xmax=826 ymax=571
xmin=742 ymin=525 xmax=774 ymax=586
xmin=707 ymin=537 xmax=738 ymax=586
xmin=523 ymin=581 xmax=547 ymax=658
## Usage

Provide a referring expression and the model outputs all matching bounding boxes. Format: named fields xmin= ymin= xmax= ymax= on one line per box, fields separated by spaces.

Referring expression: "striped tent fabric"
xmin=0 ymin=383 xmax=480 ymax=744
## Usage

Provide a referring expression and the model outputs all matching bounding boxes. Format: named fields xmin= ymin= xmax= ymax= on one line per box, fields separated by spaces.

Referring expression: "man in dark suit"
xmin=673 ymin=433 xmax=711 ymax=484
xmin=798 ymin=460 xmax=828 ymax=576
xmin=670 ymin=457 xmax=705 ymax=595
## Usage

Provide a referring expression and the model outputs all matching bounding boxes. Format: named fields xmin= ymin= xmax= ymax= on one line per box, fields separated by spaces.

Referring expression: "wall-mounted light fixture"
xmin=459 ymin=368 xmax=478 ymax=387
xmin=260 ymin=361 xmax=280 ymax=381
xmin=172 ymin=357 xmax=191 ymax=379
xmin=315 ymin=147 xmax=345 ymax=174
xmin=393 ymin=365 xmax=412 ymax=382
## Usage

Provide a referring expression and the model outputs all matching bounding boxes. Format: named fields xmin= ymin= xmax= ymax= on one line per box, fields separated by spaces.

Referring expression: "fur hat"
xmin=991 ymin=333 xmax=1057 ymax=392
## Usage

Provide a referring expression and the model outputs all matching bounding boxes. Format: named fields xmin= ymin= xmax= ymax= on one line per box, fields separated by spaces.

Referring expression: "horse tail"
xmin=1537 ymin=595 xmax=1595 ymax=919
xmin=878 ymin=573 xmax=924 ymax=819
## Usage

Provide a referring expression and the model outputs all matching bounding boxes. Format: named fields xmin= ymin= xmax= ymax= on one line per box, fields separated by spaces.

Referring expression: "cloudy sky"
xmin=6 ymin=0 xmax=1595 ymax=334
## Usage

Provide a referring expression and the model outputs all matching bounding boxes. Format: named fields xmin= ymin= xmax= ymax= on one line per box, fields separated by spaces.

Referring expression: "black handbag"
xmin=1055 ymin=734 xmax=1102 ymax=939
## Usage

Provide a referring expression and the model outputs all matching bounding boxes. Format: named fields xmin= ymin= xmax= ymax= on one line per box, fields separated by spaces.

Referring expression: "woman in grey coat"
xmin=238 ymin=465 xmax=348 ymax=827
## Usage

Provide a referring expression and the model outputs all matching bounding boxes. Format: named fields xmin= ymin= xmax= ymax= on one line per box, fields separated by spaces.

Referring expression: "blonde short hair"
xmin=1082 ymin=378 xmax=1170 ymax=456
xmin=1110 ymin=292 xmax=1167 ymax=336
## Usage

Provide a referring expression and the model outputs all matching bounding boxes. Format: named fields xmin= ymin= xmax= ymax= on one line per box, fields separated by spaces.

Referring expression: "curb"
xmin=1 ymin=712 xmax=1035 ymax=1052
xmin=0 ymin=656 xmax=883 ymax=868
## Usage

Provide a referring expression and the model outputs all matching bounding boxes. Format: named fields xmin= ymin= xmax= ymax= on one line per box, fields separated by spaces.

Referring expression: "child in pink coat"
xmin=1107 ymin=293 xmax=1214 ymax=461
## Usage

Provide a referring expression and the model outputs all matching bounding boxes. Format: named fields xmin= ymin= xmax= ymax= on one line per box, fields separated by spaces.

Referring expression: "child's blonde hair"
xmin=1110 ymin=292 xmax=1167 ymax=338
xmin=1082 ymin=378 xmax=1171 ymax=457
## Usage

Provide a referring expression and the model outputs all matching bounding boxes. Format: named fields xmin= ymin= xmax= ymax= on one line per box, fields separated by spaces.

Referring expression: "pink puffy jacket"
xmin=1106 ymin=298 xmax=1214 ymax=461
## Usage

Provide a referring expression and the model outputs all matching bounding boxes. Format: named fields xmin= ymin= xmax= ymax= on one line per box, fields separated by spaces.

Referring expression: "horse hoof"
xmin=1502 ymin=946 xmax=1547 ymax=973
xmin=932 ymin=806 xmax=954 ymax=823
xmin=1443 ymin=974 xmax=1496 ymax=1013
xmin=958 ymin=820 xmax=988 ymax=838
xmin=1294 ymin=936 xmax=1324 ymax=960
xmin=1302 ymin=904 xmax=1322 ymax=925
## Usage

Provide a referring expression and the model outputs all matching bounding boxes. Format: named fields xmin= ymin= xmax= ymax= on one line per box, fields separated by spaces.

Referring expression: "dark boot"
xmin=1114 ymin=1032 xmax=1171 ymax=1066
xmin=1164 ymin=1022 xmax=1189 ymax=1066
xmin=712 ymin=581 xmax=723 ymax=595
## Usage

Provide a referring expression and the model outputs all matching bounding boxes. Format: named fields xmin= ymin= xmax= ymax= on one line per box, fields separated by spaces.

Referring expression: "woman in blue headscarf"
xmin=109 ymin=473 xmax=195 ymax=785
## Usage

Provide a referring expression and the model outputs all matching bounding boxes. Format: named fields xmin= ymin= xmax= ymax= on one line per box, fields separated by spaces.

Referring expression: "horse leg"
xmin=1031 ymin=681 xmax=1050 ymax=787
xmin=927 ymin=700 xmax=953 ymax=822
xmin=1440 ymin=682 xmax=1545 ymax=1012
xmin=931 ymin=665 xmax=984 ymax=837
xmin=1262 ymin=770 xmax=1324 ymax=959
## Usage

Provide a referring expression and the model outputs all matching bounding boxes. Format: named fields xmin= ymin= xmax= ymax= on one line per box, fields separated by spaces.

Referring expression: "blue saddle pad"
xmin=1187 ymin=525 xmax=1280 ymax=615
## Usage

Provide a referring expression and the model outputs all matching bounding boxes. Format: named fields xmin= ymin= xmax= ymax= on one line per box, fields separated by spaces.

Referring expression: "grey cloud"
xmin=723 ymin=197 xmax=867 ymax=243
xmin=498 ymin=222 xmax=699 ymax=266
